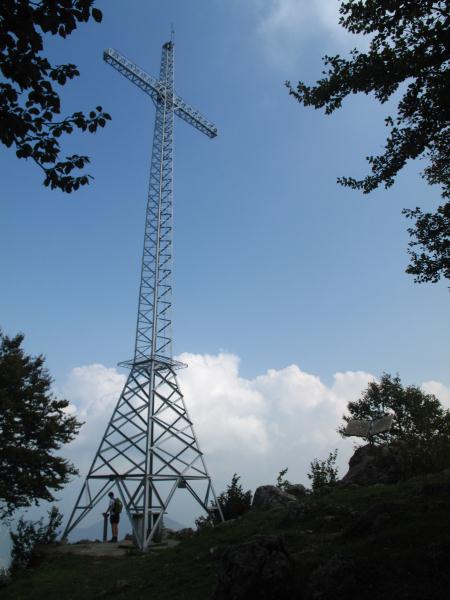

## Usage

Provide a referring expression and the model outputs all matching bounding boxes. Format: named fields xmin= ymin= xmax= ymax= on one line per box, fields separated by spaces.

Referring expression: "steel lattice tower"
xmin=63 ymin=39 xmax=223 ymax=550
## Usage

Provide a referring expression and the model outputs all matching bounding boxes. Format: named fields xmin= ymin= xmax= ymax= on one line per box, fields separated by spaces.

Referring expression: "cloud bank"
xmin=61 ymin=354 xmax=379 ymax=490
xmin=56 ymin=354 xmax=450 ymax=525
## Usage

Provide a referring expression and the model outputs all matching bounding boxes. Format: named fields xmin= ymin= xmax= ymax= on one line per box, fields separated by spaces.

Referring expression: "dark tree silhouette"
xmin=0 ymin=0 xmax=110 ymax=193
xmin=403 ymin=203 xmax=450 ymax=284
xmin=0 ymin=330 xmax=82 ymax=522
xmin=217 ymin=474 xmax=252 ymax=521
xmin=339 ymin=373 xmax=450 ymax=476
xmin=288 ymin=1 xmax=449 ymax=285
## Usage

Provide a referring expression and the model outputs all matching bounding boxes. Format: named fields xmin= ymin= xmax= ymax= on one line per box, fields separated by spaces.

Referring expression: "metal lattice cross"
xmin=63 ymin=40 xmax=222 ymax=550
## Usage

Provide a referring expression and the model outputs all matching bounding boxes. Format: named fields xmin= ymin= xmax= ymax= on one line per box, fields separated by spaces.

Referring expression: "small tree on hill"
xmin=217 ymin=474 xmax=252 ymax=521
xmin=276 ymin=467 xmax=291 ymax=492
xmin=339 ymin=373 xmax=450 ymax=475
xmin=307 ymin=450 xmax=339 ymax=492
xmin=0 ymin=330 xmax=82 ymax=522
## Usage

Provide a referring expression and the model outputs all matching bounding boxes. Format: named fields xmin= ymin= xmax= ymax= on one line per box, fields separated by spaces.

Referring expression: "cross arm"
xmin=103 ymin=47 xmax=218 ymax=139
xmin=173 ymin=95 xmax=218 ymax=138
xmin=103 ymin=48 xmax=164 ymax=103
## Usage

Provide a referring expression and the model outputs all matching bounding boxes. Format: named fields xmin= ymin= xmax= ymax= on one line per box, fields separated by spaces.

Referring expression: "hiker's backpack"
xmin=114 ymin=498 xmax=123 ymax=514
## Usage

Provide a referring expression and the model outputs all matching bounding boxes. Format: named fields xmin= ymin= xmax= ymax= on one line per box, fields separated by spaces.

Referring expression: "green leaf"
xmin=92 ymin=8 xmax=103 ymax=23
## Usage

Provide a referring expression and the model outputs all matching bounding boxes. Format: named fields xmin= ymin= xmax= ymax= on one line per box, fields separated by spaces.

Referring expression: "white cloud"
xmin=176 ymin=352 xmax=269 ymax=455
xmin=251 ymin=0 xmax=368 ymax=70
xmin=60 ymin=354 xmax=376 ymax=492
xmin=258 ymin=0 xmax=340 ymax=36
xmin=60 ymin=364 xmax=126 ymax=466
xmin=253 ymin=0 xmax=345 ymax=68
xmin=53 ymin=356 xmax=450 ymax=528
xmin=422 ymin=380 xmax=450 ymax=409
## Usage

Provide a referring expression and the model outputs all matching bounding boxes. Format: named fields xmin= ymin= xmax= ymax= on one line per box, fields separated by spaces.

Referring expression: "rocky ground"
xmin=2 ymin=465 xmax=450 ymax=599
xmin=36 ymin=538 xmax=180 ymax=558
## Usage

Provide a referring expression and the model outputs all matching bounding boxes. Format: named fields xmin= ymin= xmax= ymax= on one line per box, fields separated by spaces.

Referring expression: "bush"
xmin=307 ymin=450 xmax=339 ymax=492
xmin=195 ymin=474 xmax=252 ymax=529
xmin=276 ymin=468 xmax=292 ymax=492
xmin=10 ymin=506 xmax=62 ymax=573
xmin=0 ymin=567 xmax=11 ymax=587
xmin=217 ymin=474 xmax=252 ymax=521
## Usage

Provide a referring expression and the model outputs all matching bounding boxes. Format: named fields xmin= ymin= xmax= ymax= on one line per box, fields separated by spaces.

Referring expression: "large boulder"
xmin=210 ymin=535 xmax=294 ymax=600
xmin=339 ymin=443 xmax=405 ymax=487
xmin=284 ymin=483 xmax=307 ymax=499
xmin=252 ymin=485 xmax=297 ymax=510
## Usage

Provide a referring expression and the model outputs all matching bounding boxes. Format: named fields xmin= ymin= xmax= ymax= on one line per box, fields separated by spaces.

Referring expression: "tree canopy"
xmin=288 ymin=0 xmax=450 ymax=285
xmin=0 ymin=330 xmax=82 ymax=522
xmin=0 ymin=0 xmax=110 ymax=193
xmin=339 ymin=373 xmax=450 ymax=475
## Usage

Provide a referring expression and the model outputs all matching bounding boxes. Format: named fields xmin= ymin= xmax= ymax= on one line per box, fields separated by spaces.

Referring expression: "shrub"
xmin=276 ymin=468 xmax=292 ymax=492
xmin=10 ymin=506 xmax=62 ymax=573
xmin=217 ymin=474 xmax=252 ymax=521
xmin=307 ymin=450 xmax=339 ymax=492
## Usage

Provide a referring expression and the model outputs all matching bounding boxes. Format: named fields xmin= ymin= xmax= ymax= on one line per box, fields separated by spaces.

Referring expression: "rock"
xmin=252 ymin=485 xmax=298 ymax=511
xmin=97 ymin=580 xmax=131 ymax=598
xmin=172 ymin=527 xmax=195 ymax=540
xmin=314 ymin=485 xmax=333 ymax=496
xmin=339 ymin=443 xmax=406 ymax=487
xmin=341 ymin=502 xmax=404 ymax=539
xmin=281 ymin=501 xmax=309 ymax=525
xmin=307 ymin=554 xmax=357 ymax=599
xmin=210 ymin=535 xmax=293 ymax=600
xmin=284 ymin=483 xmax=307 ymax=499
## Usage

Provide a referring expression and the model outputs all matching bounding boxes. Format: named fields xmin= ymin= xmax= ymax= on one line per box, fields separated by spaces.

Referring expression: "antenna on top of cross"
xmin=170 ymin=23 xmax=175 ymax=43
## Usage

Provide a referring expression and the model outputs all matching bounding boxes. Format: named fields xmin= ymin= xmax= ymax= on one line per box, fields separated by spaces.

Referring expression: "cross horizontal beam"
xmin=103 ymin=48 xmax=218 ymax=138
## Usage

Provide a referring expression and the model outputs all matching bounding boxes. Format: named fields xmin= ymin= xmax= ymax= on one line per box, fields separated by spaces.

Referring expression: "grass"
xmin=3 ymin=469 xmax=450 ymax=599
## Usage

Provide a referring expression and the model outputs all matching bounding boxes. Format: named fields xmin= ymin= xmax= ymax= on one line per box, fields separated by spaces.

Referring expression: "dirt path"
xmin=42 ymin=539 xmax=179 ymax=558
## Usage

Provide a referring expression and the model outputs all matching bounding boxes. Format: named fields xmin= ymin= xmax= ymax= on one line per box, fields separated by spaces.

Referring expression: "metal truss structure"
xmin=62 ymin=39 xmax=222 ymax=550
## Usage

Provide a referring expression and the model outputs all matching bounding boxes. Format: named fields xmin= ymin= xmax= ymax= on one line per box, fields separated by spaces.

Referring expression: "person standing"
xmin=104 ymin=491 xmax=121 ymax=542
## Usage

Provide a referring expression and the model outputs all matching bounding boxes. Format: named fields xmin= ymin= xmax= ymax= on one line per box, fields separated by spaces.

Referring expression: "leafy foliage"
xmin=0 ymin=1 xmax=110 ymax=192
xmin=0 ymin=331 xmax=82 ymax=522
xmin=216 ymin=474 xmax=252 ymax=521
xmin=403 ymin=203 xmax=450 ymax=284
xmin=307 ymin=449 xmax=339 ymax=492
xmin=10 ymin=506 xmax=62 ymax=573
xmin=276 ymin=467 xmax=292 ymax=492
xmin=287 ymin=0 xmax=450 ymax=284
xmin=339 ymin=373 xmax=450 ymax=475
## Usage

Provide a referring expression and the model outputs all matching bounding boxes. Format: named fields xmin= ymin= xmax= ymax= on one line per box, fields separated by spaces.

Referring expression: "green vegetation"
xmin=307 ymin=449 xmax=339 ymax=491
xmin=288 ymin=0 xmax=450 ymax=285
xmin=0 ymin=1 xmax=110 ymax=192
xmin=339 ymin=373 xmax=450 ymax=477
xmin=10 ymin=507 xmax=62 ymax=573
xmin=276 ymin=467 xmax=291 ymax=491
xmin=216 ymin=473 xmax=252 ymax=521
xmin=2 ymin=469 xmax=450 ymax=599
xmin=0 ymin=330 xmax=82 ymax=522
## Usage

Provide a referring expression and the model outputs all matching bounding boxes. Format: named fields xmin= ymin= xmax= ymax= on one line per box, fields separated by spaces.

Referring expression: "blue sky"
xmin=0 ymin=0 xmax=449 ymax=542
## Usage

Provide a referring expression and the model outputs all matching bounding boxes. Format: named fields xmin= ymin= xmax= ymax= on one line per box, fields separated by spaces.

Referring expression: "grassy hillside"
xmin=3 ymin=469 xmax=450 ymax=599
